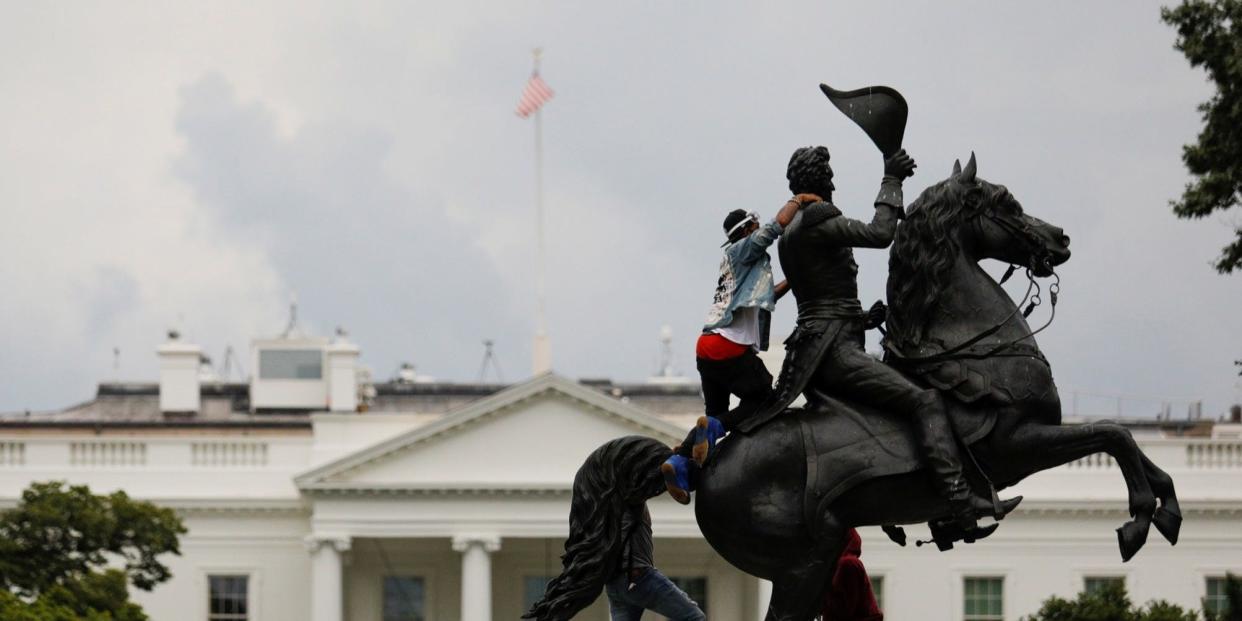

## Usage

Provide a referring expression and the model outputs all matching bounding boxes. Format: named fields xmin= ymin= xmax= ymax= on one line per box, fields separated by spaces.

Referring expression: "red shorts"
xmin=696 ymin=333 xmax=749 ymax=361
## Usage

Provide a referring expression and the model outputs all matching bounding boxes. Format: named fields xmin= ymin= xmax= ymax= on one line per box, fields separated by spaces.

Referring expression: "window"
xmin=383 ymin=576 xmax=426 ymax=621
xmin=869 ymin=575 xmax=884 ymax=610
xmin=523 ymin=575 xmax=554 ymax=612
xmin=258 ymin=349 xmax=322 ymax=379
xmin=1084 ymin=576 xmax=1124 ymax=595
xmin=208 ymin=575 xmax=249 ymax=621
xmin=963 ymin=577 xmax=1003 ymax=621
xmin=668 ymin=576 xmax=708 ymax=616
xmin=1206 ymin=577 xmax=1231 ymax=616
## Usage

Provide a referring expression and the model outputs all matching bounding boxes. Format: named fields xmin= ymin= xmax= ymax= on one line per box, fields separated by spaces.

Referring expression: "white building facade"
xmin=1 ymin=333 xmax=1240 ymax=621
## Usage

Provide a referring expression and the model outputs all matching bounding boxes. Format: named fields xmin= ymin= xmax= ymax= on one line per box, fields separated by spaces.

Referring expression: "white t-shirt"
xmin=713 ymin=305 xmax=760 ymax=349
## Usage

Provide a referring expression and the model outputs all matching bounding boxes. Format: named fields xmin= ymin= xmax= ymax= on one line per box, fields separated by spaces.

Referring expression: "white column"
xmin=452 ymin=534 xmax=502 ymax=621
xmin=757 ymin=578 xmax=773 ymax=621
xmin=306 ymin=536 xmax=350 ymax=621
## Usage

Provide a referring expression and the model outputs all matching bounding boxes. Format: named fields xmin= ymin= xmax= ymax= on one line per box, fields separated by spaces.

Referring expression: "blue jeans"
xmin=604 ymin=569 xmax=705 ymax=621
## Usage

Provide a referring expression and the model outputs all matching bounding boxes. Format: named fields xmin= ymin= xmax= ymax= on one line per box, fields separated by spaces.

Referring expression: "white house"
xmin=1 ymin=330 xmax=1239 ymax=621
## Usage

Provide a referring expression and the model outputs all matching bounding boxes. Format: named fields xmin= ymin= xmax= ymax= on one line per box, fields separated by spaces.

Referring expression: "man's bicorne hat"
xmin=819 ymin=83 xmax=908 ymax=159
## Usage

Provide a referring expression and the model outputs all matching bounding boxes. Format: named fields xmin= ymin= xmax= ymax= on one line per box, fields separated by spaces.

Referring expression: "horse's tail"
xmin=522 ymin=435 xmax=671 ymax=620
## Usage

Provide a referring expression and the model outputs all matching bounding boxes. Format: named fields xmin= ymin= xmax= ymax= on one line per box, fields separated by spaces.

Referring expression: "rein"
xmin=884 ymin=209 xmax=1062 ymax=367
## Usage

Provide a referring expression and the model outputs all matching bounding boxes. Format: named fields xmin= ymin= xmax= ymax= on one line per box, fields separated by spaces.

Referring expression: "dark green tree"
xmin=1161 ymin=0 xmax=1242 ymax=274
xmin=1021 ymin=582 xmax=1196 ymax=621
xmin=0 ymin=481 xmax=186 ymax=620
xmin=1203 ymin=573 xmax=1242 ymax=621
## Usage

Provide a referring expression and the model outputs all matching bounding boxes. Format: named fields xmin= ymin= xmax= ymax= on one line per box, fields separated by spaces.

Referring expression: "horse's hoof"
xmin=1116 ymin=520 xmax=1149 ymax=562
xmin=1152 ymin=507 xmax=1182 ymax=545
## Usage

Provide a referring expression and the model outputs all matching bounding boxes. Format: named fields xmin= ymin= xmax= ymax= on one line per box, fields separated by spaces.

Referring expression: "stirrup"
xmin=950 ymin=494 xmax=1021 ymax=530
xmin=919 ymin=520 xmax=1001 ymax=552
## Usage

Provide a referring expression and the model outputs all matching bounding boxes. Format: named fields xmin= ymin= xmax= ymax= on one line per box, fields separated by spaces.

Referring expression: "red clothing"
xmin=695 ymin=332 xmax=750 ymax=362
xmin=821 ymin=529 xmax=883 ymax=621
xmin=695 ymin=333 xmax=749 ymax=361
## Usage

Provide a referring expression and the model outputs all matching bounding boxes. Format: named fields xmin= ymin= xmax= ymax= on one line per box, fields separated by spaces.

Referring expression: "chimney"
xmin=157 ymin=330 xmax=201 ymax=413
xmin=326 ymin=328 xmax=360 ymax=412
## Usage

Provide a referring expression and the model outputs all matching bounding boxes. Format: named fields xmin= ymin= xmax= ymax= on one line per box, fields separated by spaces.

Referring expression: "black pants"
xmin=697 ymin=350 xmax=773 ymax=431
xmin=813 ymin=327 xmax=927 ymax=413
xmin=675 ymin=350 xmax=773 ymax=459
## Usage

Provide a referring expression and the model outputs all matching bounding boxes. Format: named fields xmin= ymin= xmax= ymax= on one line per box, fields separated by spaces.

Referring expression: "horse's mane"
xmin=888 ymin=176 xmax=1009 ymax=348
xmin=523 ymin=435 xmax=671 ymax=620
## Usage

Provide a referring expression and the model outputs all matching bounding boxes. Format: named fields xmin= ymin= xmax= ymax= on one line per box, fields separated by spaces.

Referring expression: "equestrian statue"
xmin=525 ymin=84 xmax=1181 ymax=621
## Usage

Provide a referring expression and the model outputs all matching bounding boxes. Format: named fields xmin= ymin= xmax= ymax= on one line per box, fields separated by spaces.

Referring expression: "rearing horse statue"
xmin=525 ymin=156 xmax=1181 ymax=621
xmin=694 ymin=155 xmax=1180 ymax=620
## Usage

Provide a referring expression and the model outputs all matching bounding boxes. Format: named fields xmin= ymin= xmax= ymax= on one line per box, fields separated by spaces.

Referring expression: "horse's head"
xmin=947 ymin=155 xmax=1071 ymax=276
xmin=888 ymin=153 xmax=1071 ymax=345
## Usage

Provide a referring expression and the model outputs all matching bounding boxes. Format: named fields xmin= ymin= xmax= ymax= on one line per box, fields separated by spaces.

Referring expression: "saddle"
xmin=791 ymin=391 xmax=999 ymax=536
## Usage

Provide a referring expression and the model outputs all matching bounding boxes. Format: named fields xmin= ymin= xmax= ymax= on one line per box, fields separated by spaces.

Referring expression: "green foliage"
xmin=1022 ymin=582 xmax=1197 ymax=621
xmin=1203 ymin=573 xmax=1242 ymax=621
xmin=0 ymin=589 xmax=82 ymax=621
xmin=1160 ymin=0 xmax=1242 ymax=273
xmin=0 ymin=481 xmax=186 ymax=620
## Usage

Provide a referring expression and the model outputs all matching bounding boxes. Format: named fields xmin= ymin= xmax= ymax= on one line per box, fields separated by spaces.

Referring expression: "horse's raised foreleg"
xmin=764 ymin=515 xmax=847 ymax=621
xmin=997 ymin=421 xmax=1156 ymax=561
xmin=1139 ymin=451 xmax=1182 ymax=544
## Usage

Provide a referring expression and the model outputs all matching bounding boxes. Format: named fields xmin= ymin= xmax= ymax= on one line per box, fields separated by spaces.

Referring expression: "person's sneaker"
xmin=691 ymin=416 xmax=726 ymax=467
xmin=661 ymin=455 xmax=693 ymax=505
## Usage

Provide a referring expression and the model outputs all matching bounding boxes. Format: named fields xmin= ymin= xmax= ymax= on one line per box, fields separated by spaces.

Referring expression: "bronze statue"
xmin=695 ymin=150 xmax=1179 ymax=621
xmin=526 ymin=85 xmax=1181 ymax=621
xmin=733 ymin=143 xmax=1017 ymax=539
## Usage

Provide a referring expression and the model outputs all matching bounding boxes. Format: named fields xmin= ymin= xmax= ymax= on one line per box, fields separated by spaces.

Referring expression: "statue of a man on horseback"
xmin=729 ymin=85 xmax=1018 ymax=540
xmin=731 ymin=141 xmax=1019 ymax=540
xmin=527 ymin=83 xmax=1182 ymax=621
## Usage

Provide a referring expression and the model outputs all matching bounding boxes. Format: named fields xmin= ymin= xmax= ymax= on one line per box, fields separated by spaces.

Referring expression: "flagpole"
xmin=531 ymin=47 xmax=551 ymax=375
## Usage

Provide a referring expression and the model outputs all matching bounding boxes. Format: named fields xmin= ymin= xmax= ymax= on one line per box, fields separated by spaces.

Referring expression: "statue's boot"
xmin=911 ymin=391 xmax=1018 ymax=536
xmin=975 ymin=495 xmax=1023 ymax=520
xmin=881 ymin=495 xmax=1021 ymax=548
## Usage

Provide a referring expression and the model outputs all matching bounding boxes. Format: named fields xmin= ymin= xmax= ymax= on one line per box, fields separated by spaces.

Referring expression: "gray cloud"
xmin=1 ymin=1 xmax=1239 ymax=416
xmin=171 ymin=73 xmax=523 ymax=381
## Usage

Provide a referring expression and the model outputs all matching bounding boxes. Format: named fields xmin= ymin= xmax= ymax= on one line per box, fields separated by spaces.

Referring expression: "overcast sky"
xmin=1 ymin=1 xmax=1238 ymax=417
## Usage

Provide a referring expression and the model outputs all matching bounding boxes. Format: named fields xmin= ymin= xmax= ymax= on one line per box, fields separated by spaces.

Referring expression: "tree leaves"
xmin=0 ymin=482 xmax=186 ymax=620
xmin=1022 ymin=581 xmax=1196 ymax=621
xmin=1161 ymin=0 xmax=1242 ymax=273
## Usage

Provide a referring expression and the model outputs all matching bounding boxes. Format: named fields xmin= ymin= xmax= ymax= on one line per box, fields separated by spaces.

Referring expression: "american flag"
xmin=515 ymin=73 xmax=555 ymax=118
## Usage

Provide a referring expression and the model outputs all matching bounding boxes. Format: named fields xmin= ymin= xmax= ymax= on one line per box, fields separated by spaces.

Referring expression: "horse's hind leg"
xmin=1139 ymin=451 xmax=1182 ymax=544
xmin=766 ymin=564 xmax=832 ymax=621
xmin=999 ymin=421 xmax=1156 ymax=561
xmin=764 ymin=517 xmax=846 ymax=621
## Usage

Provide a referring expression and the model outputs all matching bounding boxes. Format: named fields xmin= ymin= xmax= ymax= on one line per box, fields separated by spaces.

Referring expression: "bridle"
xmin=979 ymin=205 xmax=1055 ymax=277
xmin=883 ymin=205 xmax=1062 ymax=366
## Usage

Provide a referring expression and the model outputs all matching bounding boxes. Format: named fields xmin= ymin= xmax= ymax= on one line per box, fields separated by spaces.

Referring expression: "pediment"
xmin=296 ymin=374 xmax=685 ymax=492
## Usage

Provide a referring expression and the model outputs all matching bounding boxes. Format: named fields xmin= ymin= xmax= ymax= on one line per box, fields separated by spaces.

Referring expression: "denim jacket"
xmin=702 ymin=219 xmax=783 ymax=349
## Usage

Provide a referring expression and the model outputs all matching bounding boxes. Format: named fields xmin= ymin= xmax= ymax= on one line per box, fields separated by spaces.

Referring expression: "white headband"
xmin=726 ymin=212 xmax=759 ymax=238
